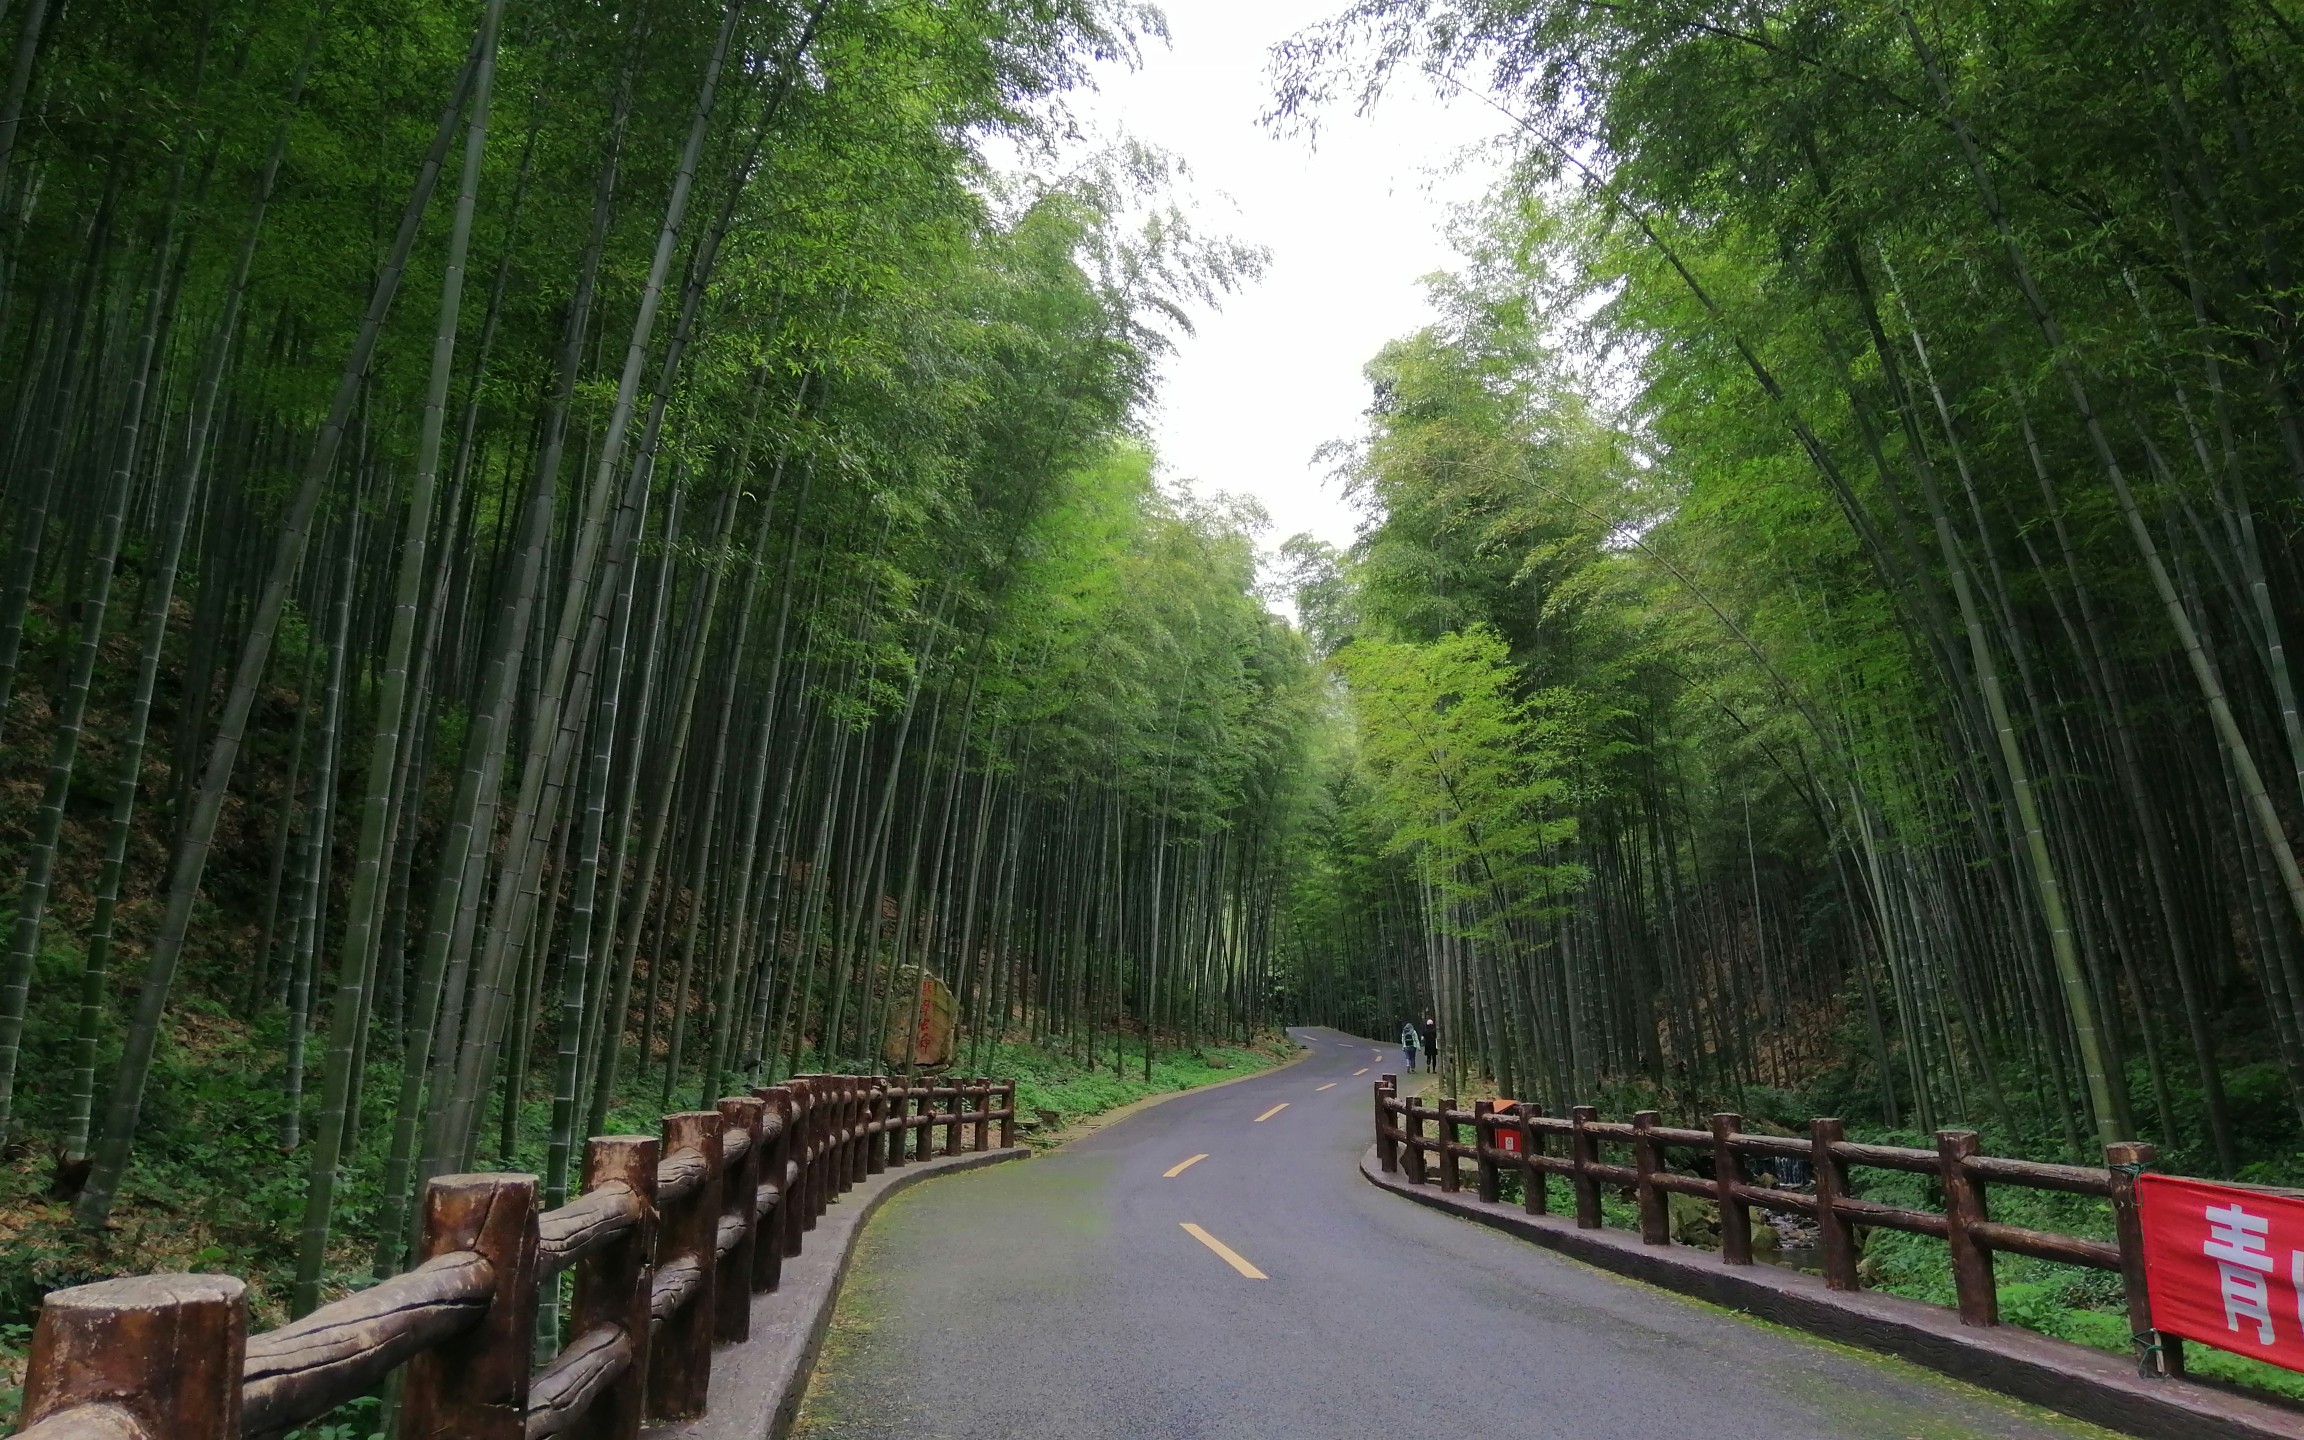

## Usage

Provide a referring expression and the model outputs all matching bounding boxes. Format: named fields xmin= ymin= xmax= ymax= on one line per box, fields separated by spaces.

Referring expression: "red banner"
xmin=2138 ymin=1173 xmax=2304 ymax=1371
xmin=1490 ymin=1100 xmax=1522 ymax=1153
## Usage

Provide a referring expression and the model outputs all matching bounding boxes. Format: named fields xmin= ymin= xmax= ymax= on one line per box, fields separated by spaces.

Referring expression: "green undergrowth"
xmin=0 ymin=937 xmax=679 ymax=1332
xmin=971 ymin=1029 xmax=1297 ymax=1138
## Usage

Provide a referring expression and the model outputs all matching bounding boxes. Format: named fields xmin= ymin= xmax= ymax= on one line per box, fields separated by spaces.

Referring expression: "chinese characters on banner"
xmin=2137 ymin=1173 xmax=2304 ymax=1373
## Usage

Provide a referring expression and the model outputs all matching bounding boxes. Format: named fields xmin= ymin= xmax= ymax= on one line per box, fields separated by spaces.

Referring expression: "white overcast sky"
xmin=1047 ymin=0 xmax=1507 ymax=562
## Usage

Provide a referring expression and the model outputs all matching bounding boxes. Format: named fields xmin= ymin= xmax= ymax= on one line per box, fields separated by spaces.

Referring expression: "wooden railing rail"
xmin=15 ymin=1077 xmax=1021 ymax=1440
xmin=1372 ymin=1077 xmax=2179 ymax=1376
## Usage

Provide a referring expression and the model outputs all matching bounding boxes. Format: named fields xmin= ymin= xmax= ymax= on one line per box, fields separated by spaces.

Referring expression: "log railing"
xmin=15 ymin=1076 xmax=1019 ymax=1440
xmin=1371 ymin=1078 xmax=2181 ymax=1375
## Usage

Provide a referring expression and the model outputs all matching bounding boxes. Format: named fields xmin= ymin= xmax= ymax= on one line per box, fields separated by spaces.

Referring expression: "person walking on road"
xmin=1420 ymin=1016 xmax=1438 ymax=1071
xmin=1399 ymin=1020 xmax=1420 ymax=1071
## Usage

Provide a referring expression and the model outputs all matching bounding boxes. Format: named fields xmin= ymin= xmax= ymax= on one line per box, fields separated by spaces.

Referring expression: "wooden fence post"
xmin=848 ymin=1078 xmax=863 ymax=1175
xmin=1811 ymin=1118 xmax=1859 ymax=1291
xmin=569 ymin=1136 xmax=656 ymax=1440
xmin=806 ymin=1075 xmax=830 ymax=1199
xmin=1569 ymin=1105 xmax=1602 ymax=1229
xmin=1437 ymin=1096 xmax=1461 ymax=1193
xmin=890 ymin=1080 xmax=910 ymax=1164
xmin=885 ymin=1079 xmax=905 ymax=1164
xmin=972 ymin=1078 xmax=993 ymax=1151
xmin=716 ymin=1096 xmax=764 ymax=1342
xmin=1520 ymin=1104 xmax=1545 ymax=1216
xmin=2108 ymin=1139 xmax=2182 ymax=1377
xmin=855 ymin=1080 xmax=877 ymax=1183
xmin=843 ymin=1077 xmax=863 ymax=1176
xmin=942 ymin=1079 xmax=963 ymax=1156
xmin=648 ymin=1112 xmax=723 ymax=1422
xmin=864 ymin=1084 xmax=888 ymax=1175
xmin=1712 ymin=1113 xmax=1750 ymax=1265
xmin=1403 ymin=1096 xmax=1427 ymax=1184
xmin=816 ymin=1078 xmax=838 ymax=1193
xmin=822 ymin=1081 xmax=839 ymax=1210
xmin=1374 ymin=1078 xmax=1397 ymax=1173
xmin=823 ymin=1077 xmax=844 ymax=1210
xmin=1937 ymin=1129 xmax=1996 ymax=1327
xmin=1633 ymin=1110 xmax=1668 ymax=1244
xmin=807 ymin=1079 xmax=831 ymax=1226
xmin=999 ymin=1080 xmax=1017 ymax=1148
xmin=786 ymin=1080 xmax=815 ymax=1249
xmin=400 ymin=1174 xmax=539 ymax=1440
xmin=21 ymin=1274 xmax=246 ymax=1440
xmin=845 ymin=1080 xmax=861 ymax=1182
xmin=753 ymin=1087 xmax=792 ymax=1289
xmin=1473 ymin=1100 xmax=1500 ymax=1203
xmin=792 ymin=1077 xmax=820 ymax=1227
xmin=914 ymin=1081 xmax=935 ymax=1161
xmin=885 ymin=1083 xmax=910 ymax=1170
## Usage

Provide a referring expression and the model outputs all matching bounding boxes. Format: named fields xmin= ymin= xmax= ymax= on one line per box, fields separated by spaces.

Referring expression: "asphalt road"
xmin=791 ymin=1027 xmax=2110 ymax=1440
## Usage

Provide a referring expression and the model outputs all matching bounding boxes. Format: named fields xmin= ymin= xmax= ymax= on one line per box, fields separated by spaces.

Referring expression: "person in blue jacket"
xmin=1399 ymin=1020 xmax=1421 ymax=1072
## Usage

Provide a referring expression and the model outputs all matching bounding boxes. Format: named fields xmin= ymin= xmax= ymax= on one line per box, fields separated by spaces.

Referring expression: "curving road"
xmin=792 ymin=1027 xmax=2107 ymax=1439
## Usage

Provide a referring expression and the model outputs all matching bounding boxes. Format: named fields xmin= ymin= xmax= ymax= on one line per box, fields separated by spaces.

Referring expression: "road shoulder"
xmin=641 ymin=1144 xmax=1028 ymax=1440
xmin=1359 ymin=1145 xmax=2301 ymax=1440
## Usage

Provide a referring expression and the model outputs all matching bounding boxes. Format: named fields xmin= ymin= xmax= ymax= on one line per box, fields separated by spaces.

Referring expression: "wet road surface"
xmin=792 ymin=1027 xmax=2110 ymax=1440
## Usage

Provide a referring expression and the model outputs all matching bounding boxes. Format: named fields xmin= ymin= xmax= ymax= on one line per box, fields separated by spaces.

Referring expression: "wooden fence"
xmin=1371 ymin=1078 xmax=2184 ymax=1375
xmin=14 ymin=1076 xmax=1018 ymax=1440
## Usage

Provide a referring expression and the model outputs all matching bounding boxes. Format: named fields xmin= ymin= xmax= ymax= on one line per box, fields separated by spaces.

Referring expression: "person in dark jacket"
xmin=1419 ymin=1016 xmax=1438 ymax=1068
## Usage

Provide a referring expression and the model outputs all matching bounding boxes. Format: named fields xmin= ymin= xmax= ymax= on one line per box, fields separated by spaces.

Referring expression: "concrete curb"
xmin=644 ymin=1145 xmax=1029 ymax=1440
xmin=1360 ymin=1146 xmax=2304 ymax=1440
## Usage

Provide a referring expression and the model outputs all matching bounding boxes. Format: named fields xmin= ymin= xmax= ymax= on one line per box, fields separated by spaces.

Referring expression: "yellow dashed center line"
xmin=1315 ymin=1083 xmax=1337 ymax=1091
xmin=1254 ymin=1102 xmax=1289 ymax=1122
xmin=1181 ymin=1223 xmax=1268 ymax=1279
xmin=1164 ymin=1153 xmax=1208 ymax=1178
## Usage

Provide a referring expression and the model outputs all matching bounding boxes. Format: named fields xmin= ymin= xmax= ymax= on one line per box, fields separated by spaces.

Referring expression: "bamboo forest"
xmin=7 ymin=0 xmax=2304 ymax=1365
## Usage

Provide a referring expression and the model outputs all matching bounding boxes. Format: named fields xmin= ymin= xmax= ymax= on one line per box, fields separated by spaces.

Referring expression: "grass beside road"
xmin=969 ymin=1030 xmax=1300 ymax=1142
